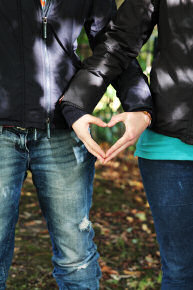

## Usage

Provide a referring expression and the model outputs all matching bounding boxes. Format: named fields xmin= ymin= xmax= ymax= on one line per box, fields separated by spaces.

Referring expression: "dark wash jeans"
xmin=139 ymin=158 xmax=193 ymax=290
xmin=0 ymin=126 xmax=100 ymax=290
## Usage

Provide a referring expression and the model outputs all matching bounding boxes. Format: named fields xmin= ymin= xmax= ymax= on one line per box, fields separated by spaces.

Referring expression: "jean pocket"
xmin=0 ymin=127 xmax=18 ymax=144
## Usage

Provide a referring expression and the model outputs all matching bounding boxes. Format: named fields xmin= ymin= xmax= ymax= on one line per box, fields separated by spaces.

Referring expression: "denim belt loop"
xmin=0 ymin=126 xmax=3 ymax=135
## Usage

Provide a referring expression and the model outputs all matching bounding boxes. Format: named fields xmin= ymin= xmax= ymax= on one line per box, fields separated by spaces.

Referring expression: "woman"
xmin=60 ymin=0 xmax=193 ymax=288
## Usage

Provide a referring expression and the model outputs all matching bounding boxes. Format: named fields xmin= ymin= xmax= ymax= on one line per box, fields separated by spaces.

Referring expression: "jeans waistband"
xmin=1 ymin=126 xmax=47 ymax=141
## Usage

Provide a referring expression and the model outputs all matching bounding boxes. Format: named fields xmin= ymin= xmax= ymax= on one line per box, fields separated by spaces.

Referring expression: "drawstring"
xmin=34 ymin=128 xmax=37 ymax=141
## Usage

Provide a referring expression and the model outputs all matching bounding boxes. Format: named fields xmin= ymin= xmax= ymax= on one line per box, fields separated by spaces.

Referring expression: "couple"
xmin=0 ymin=0 xmax=192 ymax=289
xmin=62 ymin=0 xmax=193 ymax=288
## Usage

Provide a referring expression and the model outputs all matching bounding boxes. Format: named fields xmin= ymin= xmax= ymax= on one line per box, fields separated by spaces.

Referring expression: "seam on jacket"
xmin=61 ymin=101 xmax=92 ymax=113
xmin=186 ymin=94 xmax=193 ymax=143
xmin=17 ymin=0 xmax=26 ymax=127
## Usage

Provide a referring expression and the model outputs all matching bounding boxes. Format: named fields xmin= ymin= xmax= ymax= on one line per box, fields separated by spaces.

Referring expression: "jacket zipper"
xmin=41 ymin=0 xmax=52 ymax=138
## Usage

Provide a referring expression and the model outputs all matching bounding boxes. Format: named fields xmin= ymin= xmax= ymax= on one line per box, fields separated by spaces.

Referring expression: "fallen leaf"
xmin=142 ymin=224 xmax=151 ymax=234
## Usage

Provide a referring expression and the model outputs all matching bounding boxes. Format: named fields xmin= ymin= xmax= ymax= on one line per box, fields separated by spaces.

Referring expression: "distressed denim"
xmin=0 ymin=126 xmax=100 ymax=290
xmin=139 ymin=158 xmax=193 ymax=290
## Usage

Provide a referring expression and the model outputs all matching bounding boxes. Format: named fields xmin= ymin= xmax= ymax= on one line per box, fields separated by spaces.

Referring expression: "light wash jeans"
xmin=0 ymin=126 xmax=100 ymax=290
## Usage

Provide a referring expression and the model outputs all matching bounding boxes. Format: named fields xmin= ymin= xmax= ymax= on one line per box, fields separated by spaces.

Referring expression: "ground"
xmin=7 ymin=152 xmax=162 ymax=290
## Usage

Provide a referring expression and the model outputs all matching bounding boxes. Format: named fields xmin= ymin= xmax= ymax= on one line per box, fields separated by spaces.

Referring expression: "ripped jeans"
xmin=0 ymin=126 xmax=100 ymax=290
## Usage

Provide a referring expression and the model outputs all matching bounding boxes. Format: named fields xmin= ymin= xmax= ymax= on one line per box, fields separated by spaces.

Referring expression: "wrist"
xmin=142 ymin=111 xmax=152 ymax=127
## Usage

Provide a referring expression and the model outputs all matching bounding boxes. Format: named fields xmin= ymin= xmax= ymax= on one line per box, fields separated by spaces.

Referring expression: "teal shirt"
xmin=135 ymin=129 xmax=193 ymax=160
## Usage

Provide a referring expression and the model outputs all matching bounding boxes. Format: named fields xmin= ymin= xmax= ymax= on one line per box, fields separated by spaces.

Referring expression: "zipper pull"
xmin=46 ymin=118 xmax=51 ymax=139
xmin=42 ymin=17 xmax=48 ymax=40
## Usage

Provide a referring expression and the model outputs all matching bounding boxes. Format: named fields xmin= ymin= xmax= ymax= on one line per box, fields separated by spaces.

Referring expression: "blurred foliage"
xmin=91 ymin=85 xmax=125 ymax=145
xmin=116 ymin=0 xmax=124 ymax=7
xmin=77 ymin=1 xmax=158 ymax=145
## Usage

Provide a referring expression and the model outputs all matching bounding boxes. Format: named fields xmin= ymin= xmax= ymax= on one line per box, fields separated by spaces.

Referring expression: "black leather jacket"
xmin=0 ymin=0 xmax=151 ymax=130
xmin=62 ymin=0 xmax=193 ymax=144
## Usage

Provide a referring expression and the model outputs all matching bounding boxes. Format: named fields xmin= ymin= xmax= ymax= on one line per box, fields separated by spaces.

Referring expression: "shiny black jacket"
xmin=0 ymin=0 xmax=151 ymax=130
xmin=62 ymin=0 xmax=193 ymax=144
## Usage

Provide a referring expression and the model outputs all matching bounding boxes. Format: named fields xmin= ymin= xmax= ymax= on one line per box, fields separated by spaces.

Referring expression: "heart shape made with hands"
xmin=91 ymin=115 xmax=130 ymax=164
xmin=91 ymin=118 xmax=126 ymax=163
xmin=73 ymin=112 xmax=150 ymax=164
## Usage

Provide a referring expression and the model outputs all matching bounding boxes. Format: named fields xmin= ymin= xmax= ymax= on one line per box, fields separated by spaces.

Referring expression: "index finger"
xmin=84 ymin=133 xmax=106 ymax=159
xmin=106 ymin=132 xmax=132 ymax=158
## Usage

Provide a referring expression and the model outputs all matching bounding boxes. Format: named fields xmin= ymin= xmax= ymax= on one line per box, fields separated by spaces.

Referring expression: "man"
xmin=0 ymin=0 xmax=152 ymax=289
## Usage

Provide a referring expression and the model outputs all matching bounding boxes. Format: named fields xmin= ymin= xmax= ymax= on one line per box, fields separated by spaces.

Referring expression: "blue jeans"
xmin=0 ymin=126 xmax=100 ymax=290
xmin=139 ymin=158 xmax=193 ymax=290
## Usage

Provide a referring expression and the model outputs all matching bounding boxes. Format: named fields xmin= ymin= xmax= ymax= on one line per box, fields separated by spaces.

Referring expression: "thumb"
xmin=88 ymin=116 xmax=107 ymax=127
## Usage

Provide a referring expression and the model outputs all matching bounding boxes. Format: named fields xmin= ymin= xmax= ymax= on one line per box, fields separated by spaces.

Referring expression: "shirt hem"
xmin=135 ymin=150 xmax=193 ymax=161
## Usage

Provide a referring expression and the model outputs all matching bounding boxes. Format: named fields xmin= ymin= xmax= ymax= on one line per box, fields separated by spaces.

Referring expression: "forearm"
xmin=61 ymin=105 xmax=87 ymax=128
xmin=112 ymin=59 xmax=152 ymax=114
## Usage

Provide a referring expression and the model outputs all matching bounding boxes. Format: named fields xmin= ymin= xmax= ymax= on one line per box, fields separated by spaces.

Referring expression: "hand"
xmin=72 ymin=114 xmax=107 ymax=162
xmin=104 ymin=112 xmax=151 ymax=163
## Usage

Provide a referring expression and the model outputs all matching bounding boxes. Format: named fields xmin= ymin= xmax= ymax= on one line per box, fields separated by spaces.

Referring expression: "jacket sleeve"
xmin=60 ymin=0 xmax=158 ymax=116
xmin=113 ymin=59 xmax=152 ymax=115
xmin=61 ymin=0 xmax=117 ymax=127
xmin=84 ymin=0 xmax=117 ymax=51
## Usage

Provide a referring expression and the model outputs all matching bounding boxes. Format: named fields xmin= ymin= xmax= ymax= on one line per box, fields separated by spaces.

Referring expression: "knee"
xmin=162 ymin=263 xmax=193 ymax=285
